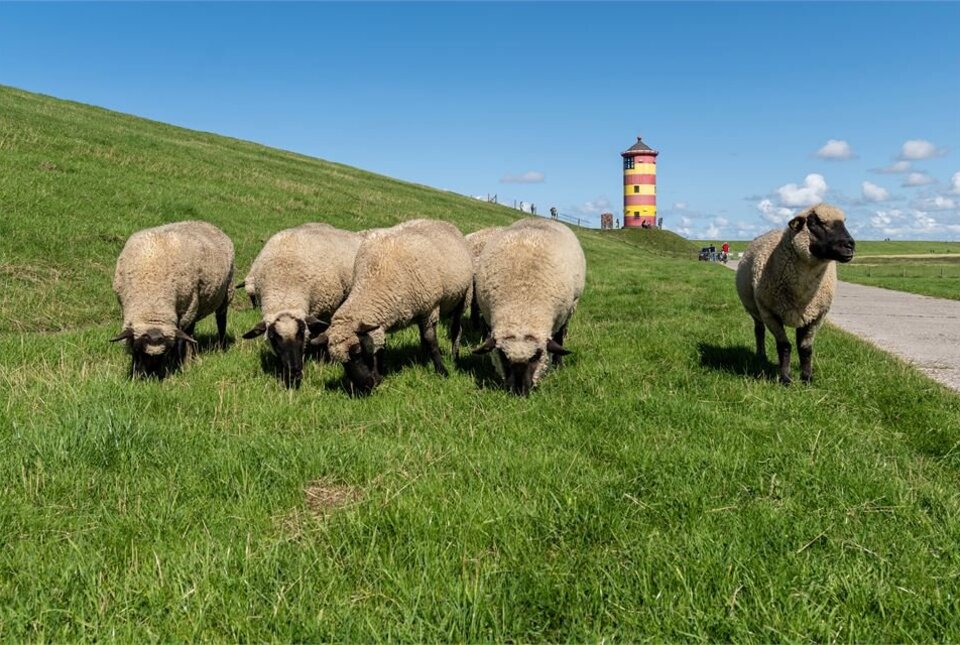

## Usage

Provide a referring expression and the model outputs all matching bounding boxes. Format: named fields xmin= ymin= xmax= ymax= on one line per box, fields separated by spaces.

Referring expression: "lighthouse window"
xmin=633 ymin=185 xmax=639 ymax=193
xmin=623 ymin=158 xmax=634 ymax=170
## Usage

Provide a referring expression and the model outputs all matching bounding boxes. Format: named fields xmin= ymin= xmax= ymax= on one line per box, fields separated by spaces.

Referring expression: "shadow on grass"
xmin=697 ymin=342 xmax=777 ymax=380
xmin=194 ymin=332 xmax=236 ymax=354
xmin=456 ymin=350 xmax=502 ymax=390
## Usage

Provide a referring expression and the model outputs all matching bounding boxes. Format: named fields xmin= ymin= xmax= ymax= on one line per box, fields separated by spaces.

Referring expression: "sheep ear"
xmin=473 ymin=336 xmax=497 ymax=355
xmin=304 ymin=315 xmax=328 ymax=335
xmin=110 ymin=328 xmax=133 ymax=343
xmin=242 ymin=321 xmax=267 ymax=339
xmin=310 ymin=332 xmax=329 ymax=348
xmin=176 ymin=329 xmax=198 ymax=344
xmin=546 ymin=339 xmax=571 ymax=356
xmin=357 ymin=322 xmax=380 ymax=335
xmin=788 ymin=216 xmax=806 ymax=232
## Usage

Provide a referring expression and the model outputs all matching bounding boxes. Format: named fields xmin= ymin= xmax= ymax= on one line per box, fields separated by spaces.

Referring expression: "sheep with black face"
xmin=239 ymin=223 xmax=363 ymax=388
xmin=736 ymin=203 xmax=856 ymax=384
xmin=473 ymin=218 xmax=586 ymax=396
xmin=312 ymin=218 xmax=473 ymax=396
xmin=111 ymin=220 xmax=235 ymax=379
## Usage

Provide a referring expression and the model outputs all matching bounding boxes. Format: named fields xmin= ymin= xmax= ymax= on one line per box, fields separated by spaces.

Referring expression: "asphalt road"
xmin=726 ymin=261 xmax=960 ymax=392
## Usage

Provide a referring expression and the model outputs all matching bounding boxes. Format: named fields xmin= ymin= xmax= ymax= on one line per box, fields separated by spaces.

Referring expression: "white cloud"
xmin=674 ymin=202 xmax=687 ymax=210
xmin=776 ymin=173 xmax=828 ymax=207
xmin=861 ymin=181 xmax=890 ymax=203
xmin=950 ymin=171 xmax=960 ymax=195
xmin=500 ymin=171 xmax=545 ymax=184
xmin=871 ymin=160 xmax=911 ymax=174
xmin=903 ymin=172 xmax=934 ymax=187
xmin=865 ymin=208 xmax=960 ymax=238
xmin=899 ymin=139 xmax=947 ymax=160
xmin=757 ymin=198 xmax=795 ymax=224
xmin=679 ymin=216 xmax=694 ymax=228
xmin=918 ymin=195 xmax=956 ymax=211
xmin=705 ymin=224 xmax=721 ymax=238
xmin=816 ymin=139 xmax=856 ymax=160
xmin=572 ymin=196 xmax=611 ymax=214
xmin=714 ymin=217 xmax=729 ymax=227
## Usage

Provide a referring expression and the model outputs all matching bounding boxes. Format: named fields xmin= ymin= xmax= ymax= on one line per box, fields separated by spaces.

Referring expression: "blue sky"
xmin=1 ymin=2 xmax=958 ymax=239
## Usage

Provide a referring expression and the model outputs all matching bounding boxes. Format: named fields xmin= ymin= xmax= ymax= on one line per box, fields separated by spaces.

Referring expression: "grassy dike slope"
xmin=2 ymin=86 xmax=960 ymax=641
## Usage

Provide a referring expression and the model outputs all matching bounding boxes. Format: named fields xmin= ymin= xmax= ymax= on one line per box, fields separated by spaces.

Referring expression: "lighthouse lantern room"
xmin=621 ymin=135 xmax=658 ymax=229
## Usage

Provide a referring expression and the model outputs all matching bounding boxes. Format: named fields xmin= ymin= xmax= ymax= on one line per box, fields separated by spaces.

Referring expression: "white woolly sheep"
xmin=736 ymin=203 xmax=856 ymax=384
xmin=473 ymin=218 xmax=586 ymax=396
xmin=239 ymin=223 xmax=364 ymax=387
xmin=312 ymin=218 xmax=473 ymax=395
xmin=111 ymin=220 xmax=235 ymax=378
xmin=465 ymin=226 xmax=504 ymax=331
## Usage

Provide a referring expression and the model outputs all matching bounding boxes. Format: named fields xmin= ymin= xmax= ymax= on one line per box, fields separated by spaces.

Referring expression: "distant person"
xmin=615 ymin=218 xmax=620 ymax=229
xmin=531 ymin=204 xmax=536 ymax=215
xmin=550 ymin=206 xmax=558 ymax=220
xmin=722 ymin=242 xmax=730 ymax=255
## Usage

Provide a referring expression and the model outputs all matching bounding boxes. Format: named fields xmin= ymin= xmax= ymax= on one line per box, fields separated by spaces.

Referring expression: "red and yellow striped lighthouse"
xmin=621 ymin=135 xmax=658 ymax=229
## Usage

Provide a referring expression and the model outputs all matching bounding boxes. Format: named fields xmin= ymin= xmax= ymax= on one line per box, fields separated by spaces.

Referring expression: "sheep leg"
xmin=181 ymin=323 xmax=197 ymax=364
xmin=449 ymin=296 xmax=466 ymax=359
xmin=796 ymin=318 xmax=823 ymax=384
xmin=375 ymin=348 xmax=386 ymax=377
xmin=216 ymin=303 xmax=228 ymax=349
xmin=753 ymin=317 xmax=766 ymax=363
xmin=552 ymin=325 xmax=567 ymax=367
xmin=760 ymin=312 xmax=791 ymax=384
xmin=419 ymin=318 xmax=448 ymax=377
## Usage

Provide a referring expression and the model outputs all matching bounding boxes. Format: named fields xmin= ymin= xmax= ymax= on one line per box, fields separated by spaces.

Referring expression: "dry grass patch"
xmin=304 ymin=480 xmax=364 ymax=516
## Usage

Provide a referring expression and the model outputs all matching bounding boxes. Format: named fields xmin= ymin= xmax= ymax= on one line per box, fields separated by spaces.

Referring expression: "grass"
xmin=3 ymin=85 xmax=960 ymax=641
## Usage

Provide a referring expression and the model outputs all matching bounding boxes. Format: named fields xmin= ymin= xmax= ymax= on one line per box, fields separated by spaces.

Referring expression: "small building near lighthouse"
xmin=621 ymin=135 xmax=658 ymax=229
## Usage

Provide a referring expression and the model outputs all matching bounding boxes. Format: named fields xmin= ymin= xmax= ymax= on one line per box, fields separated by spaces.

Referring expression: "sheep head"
xmin=474 ymin=333 xmax=569 ymax=396
xmin=788 ymin=204 xmax=855 ymax=264
xmin=242 ymin=313 xmax=326 ymax=388
xmin=111 ymin=325 xmax=195 ymax=379
xmin=311 ymin=321 xmax=383 ymax=396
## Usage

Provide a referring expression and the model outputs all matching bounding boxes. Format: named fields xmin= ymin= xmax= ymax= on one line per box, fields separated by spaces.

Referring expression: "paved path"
xmin=726 ymin=261 xmax=960 ymax=392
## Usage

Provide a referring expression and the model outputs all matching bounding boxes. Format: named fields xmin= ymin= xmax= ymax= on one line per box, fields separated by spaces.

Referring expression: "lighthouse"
xmin=621 ymin=135 xmax=658 ymax=229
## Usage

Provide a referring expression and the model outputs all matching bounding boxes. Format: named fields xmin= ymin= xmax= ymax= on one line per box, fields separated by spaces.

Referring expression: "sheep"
xmin=465 ymin=226 xmax=504 ymax=331
xmin=312 ymin=218 xmax=473 ymax=395
xmin=111 ymin=220 xmax=235 ymax=378
xmin=238 ymin=223 xmax=364 ymax=388
xmin=735 ymin=203 xmax=855 ymax=385
xmin=472 ymin=218 xmax=586 ymax=396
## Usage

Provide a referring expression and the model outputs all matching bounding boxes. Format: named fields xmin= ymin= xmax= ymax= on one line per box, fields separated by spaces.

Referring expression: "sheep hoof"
xmin=801 ymin=373 xmax=813 ymax=384
xmin=779 ymin=375 xmax=792 ymax=386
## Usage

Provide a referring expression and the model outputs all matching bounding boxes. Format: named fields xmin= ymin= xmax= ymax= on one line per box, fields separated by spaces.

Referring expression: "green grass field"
xmin=4 ymin=85 xmax=960 ymax=641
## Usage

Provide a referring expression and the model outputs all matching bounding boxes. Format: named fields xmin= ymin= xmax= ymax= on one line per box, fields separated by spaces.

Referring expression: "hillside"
xmin=2 ymin=86 xmax=960 ymax=641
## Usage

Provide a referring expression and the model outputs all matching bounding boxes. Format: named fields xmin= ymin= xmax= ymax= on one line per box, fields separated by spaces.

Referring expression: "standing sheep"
xmin=465 ymin=226 xmax=504 ymax=331
xmin=239 ymin=223 xmax=364 ymax=388
xmin=736 ymin=203 xmax=855 ymax=384
xmin=312 ymin=218 xmax=473 ymax=395
xmin=111 ymin=220 xmax=235 ymax=378
xmin=473 ymin=218 xmax=586 ymax=396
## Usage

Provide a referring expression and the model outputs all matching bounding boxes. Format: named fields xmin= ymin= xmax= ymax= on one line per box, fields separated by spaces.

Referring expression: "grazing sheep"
xmin=465 ymin=226 xmax=504 ymax=331
xmin=239 ymin=223 xmax=364 ymax=388
xmin=736 ymin=203 xmax=856 ymax=384
xmin=111 ymin=220 xmax=235 ymax=378
xmin=473 ymin=218 xmax=586 ymax=396
xmin=312 ymin=218 xmax=473 ymax=395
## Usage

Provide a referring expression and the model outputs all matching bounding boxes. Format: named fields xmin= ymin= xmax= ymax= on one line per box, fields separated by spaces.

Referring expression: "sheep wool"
xmin=474 ymin=218 xmax=586 ymax=394
xmin=736 ymin=203 xmax=856 ymax=383
xmin=112 ymin=220 xmax=234 ymax=374
xmin=321 ymin=218 xmax=473 ymax=391
xmin=239 ymin=223 xmax=364 ymax=386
